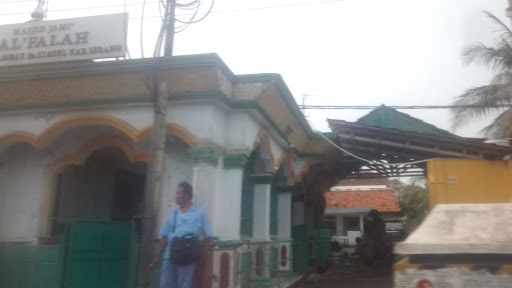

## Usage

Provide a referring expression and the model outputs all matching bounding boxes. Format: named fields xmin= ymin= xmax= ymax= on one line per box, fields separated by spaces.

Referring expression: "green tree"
xmin=390 ymin=179 xmax=429 ymax=233
xmin=451 ymin=11 xmax=512 ymax=138
xmin=397 ymin=185 xmax=429 ymax=222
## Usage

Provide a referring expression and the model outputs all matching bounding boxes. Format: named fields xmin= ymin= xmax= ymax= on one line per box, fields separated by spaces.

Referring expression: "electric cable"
xmin=140 ymin=0 xmax=147 ymax=57
xmin=298 ymin=104 xmax=512 ymax=110
xmin=0 ymin=0 xmax=346 ymax=17
xmin=175 ymin=0 xmax=213 ymax=25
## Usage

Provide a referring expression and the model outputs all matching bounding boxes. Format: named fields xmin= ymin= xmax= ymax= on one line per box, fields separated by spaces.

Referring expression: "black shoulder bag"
xmin=169 ymin=210 xmax=201 ymax=265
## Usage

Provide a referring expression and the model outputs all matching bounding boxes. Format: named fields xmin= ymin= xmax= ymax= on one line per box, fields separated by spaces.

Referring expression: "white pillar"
xmin=278 ymin=190 xmax=293 ymax=271
xmin=250 ymin=174 xmax=273 ymax=279
xmin=251 ymin=173 xmax=273 ymax=242
xmin=336 ymin=215 xmax=344 ymax=236
xmin=188 ymin=145 xmax=221 ymax=231
xmin=192 ymin=166 xmax=217 ymax=220
xmin=191 ymin=152 xmax=244 ymax=288
xmin=277 ymin=192 xmax=292 ymax=240
xmin=216 ymin=154 xmax=246 ymax=241
xmin=293 ymin=201 xmax=305 ymax=225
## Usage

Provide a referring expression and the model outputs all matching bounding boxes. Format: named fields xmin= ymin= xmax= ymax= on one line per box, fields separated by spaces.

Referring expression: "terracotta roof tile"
xmin=325 ymin=190 xmax=401 ymax=213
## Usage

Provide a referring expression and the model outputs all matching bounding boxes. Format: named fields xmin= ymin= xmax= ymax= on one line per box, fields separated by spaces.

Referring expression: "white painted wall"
xmin=0 ymin=101 xmax=297 ymax=171
xmin=0 ymin=143 xmax=50 ymax=242
xmin=157 ymin=139 xmax=193 ymax=234
xmin=224 ymin=112 xmax=259 ymax=152
xmin=0 ymin=99 xmax=312 ymax=244
xmin=0 ymin=105 xmax=154 ymax=138
xmin=167 ymin=103 xmax=226 ymax=146
xmin=0 ymin=103 xmax=227 ymax=148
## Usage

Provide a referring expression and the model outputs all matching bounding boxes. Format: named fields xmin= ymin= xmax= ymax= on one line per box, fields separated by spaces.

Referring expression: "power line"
xmin=0 ymin=1 xmax=161 ymax=16
xmin=0 ymin=0 xmax=34 ymax=3
xmin=316 ymin=130 xmax=440 ymax=166
xmin=298 ymin=104 xmax=512 ymax=110
xmin=0 ymin=0 xmax=346 ymax=17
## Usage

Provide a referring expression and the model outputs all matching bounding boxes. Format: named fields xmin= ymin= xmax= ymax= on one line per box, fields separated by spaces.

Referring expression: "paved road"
xmin=300 ymin=261 xmax=393 ymax=288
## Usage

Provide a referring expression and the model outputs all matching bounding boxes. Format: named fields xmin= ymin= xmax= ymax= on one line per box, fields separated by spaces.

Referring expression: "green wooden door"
xmin=64 ymin=221 xmax=133 ymax=288
xmin=269 ymin=185 xmax=278 ymax=236
xmin=241 ymin=154 xmax=255 ymax=238
xmin=291 ymin=224 xmax=308 ymax=274
xmin=313 ymin=228 xmax=332 ymax=267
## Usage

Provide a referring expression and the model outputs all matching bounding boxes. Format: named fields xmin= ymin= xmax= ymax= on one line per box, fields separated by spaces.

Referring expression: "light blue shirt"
xmin=159 ymin=204 xmax=213 ymax=260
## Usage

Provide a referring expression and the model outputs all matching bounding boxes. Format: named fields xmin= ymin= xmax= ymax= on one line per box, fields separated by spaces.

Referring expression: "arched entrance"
xmin=52 ymin=146 xmax=147 ymax=237
xmin=52 ymin=146 xmax=148 ymax=288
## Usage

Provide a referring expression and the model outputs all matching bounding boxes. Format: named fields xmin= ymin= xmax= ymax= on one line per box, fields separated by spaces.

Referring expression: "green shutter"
xmin=240 ymin=155 xmax=255 ymax=238
xmin=269 ymin=185 xmax=278 ymax=236
xmin=240 ymin=250 xmax=252 ymax=286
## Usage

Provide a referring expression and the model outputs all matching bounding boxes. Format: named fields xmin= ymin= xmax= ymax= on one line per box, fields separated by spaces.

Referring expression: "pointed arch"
xmin=0 ymin=131 xmax=38 ymax=149
xmin=274 ymin=153 xmax=297 ymax=184
xmin=252 ymin=129 xmax=276 ymax=172
xmin=49 ymin=136 xmax=148 ymax=174
xmin=40 ymin=135 xmax=149 ymax=237
xmin=0 ymin=114 xmax=197 ymax=150
xmin=38 ymin=114 xmax=140 ymax=147
xmin=0 ymin=115 xmax=139 ymax=149
xmin=136 ymin=123 xmax=196 ymax=147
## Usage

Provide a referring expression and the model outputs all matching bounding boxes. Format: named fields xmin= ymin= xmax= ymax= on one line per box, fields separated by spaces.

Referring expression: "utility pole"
xmin=164 ymin=0 xmax=176 ymax=57
xmin=137 ymin=0 xmax=176 ymax=287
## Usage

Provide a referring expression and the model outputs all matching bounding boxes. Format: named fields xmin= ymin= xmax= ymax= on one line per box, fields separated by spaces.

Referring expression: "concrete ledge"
xmin=395 ymin=203 xmax=512 ymax=255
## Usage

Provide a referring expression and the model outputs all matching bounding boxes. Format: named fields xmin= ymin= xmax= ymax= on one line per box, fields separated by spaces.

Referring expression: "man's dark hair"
xmin=179 ymin=181 xmax=193 ymax=200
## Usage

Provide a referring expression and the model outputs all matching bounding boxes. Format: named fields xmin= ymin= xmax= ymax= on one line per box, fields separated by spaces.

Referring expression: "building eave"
xmin=324 ymin=207 xmax=373 ymax=215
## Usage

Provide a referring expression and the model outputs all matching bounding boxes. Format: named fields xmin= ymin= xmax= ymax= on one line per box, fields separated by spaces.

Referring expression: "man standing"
xmin=150 ymin=182 xmax=213 ymax=288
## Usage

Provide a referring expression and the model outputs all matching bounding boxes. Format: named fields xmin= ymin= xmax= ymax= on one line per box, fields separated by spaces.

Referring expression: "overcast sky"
xmin=1 ymin=0 xmax=509 ymax=137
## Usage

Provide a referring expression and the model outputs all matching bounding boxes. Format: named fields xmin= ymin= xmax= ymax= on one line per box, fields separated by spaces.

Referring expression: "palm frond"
xmin=450 ymin=84 xmax=512 ymax=131
xmin=480 ymin=108 xmax=512 ymax=137
xmin=452 ymin=11 xmax=512 ymax=134
xmin=483 ymin=11 xmax=512 ymax=41
xmin=462 ymin=12 xmax=512 ymax=71
xmin=463 ymin=41 xmax=512 ymax=71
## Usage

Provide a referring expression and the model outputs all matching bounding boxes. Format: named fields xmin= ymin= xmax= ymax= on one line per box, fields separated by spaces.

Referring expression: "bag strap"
xmin=172 ymin=209 xmax=178 ymax=233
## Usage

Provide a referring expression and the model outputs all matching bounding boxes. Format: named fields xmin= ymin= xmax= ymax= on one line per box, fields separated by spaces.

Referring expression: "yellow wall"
xmin=427 ymin=159 xmax=512 ymax=208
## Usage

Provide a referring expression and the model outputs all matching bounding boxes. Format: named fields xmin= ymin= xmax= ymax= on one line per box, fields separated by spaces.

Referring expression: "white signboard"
xmin=0 ymin=13 xmax=128 ymax=66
